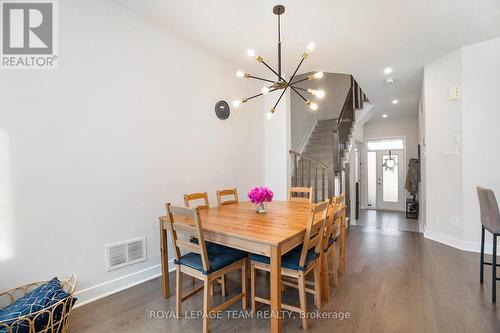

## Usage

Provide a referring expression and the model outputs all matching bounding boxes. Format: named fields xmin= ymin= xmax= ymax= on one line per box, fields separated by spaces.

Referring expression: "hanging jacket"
xmin=405 ymin=158 xmax=419 ymax=195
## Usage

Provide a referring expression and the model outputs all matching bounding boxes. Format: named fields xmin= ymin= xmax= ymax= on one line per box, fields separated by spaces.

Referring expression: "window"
xmin=366 ymin=138 xmax=404 ymax=151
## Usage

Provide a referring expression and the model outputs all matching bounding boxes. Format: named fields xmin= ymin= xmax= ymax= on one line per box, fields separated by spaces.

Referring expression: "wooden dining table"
xmin=159 ymin=200 xmax=346 ymax=333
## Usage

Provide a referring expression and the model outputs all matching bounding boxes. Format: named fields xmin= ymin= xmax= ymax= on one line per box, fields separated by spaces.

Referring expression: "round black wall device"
xmin=215 ymin=100 xmax=230 ymax=120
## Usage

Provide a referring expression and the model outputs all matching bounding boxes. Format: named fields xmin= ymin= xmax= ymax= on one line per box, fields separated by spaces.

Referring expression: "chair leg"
xmin=323 ymin=254 xmax=330 ymax=302
xmin=313 ymin=263 xmax=322 ymax=309
xmin=176 ymin=266 xmax=182 ymax=318
xmin=493 ymin=234 xmax=497 ymax=303
xmin=241 ymin=261 xmax=247 ymax=310
xmin=191 ymin=276 xmax=196 ymax=285
xmin=332 ymin=245 xmax=339 ymax=287
xmin=250 ymin=263 xmax=256 ymax=312
xmin=221 ymin=275 xmax=226 ymax=297
xmin=481 ymin=226 xmax=485 ymax=284
xmin=203 ymin=278 xmax=211 ymax=333
xmin=298 ymin=272 xmax=308 ymax=330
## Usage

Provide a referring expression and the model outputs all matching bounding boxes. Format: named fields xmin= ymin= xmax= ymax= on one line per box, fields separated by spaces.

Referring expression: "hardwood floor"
xmin=70 ymin=226 xmax=500 ymax=332
xmin=355 ymin=209 xmax=420 ymax=233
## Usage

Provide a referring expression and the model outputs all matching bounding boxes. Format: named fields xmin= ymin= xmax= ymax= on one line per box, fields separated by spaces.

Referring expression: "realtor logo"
xmin=1 ymin=0 xmax=57 ymax=69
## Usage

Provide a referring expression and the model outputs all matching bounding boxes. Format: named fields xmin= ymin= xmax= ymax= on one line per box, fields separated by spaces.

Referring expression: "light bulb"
xmin=315 ymin=90 xmax=325 ymax=99
xmin=261 ymin=86 xmax=270 ymax=95
xmin=266 ymin=111 xmax=273 ymax=119
xmin=306 ymin=100 xmax=318 ymax=111
xmin=313 ymin=72 xmax=324 ymax=79
xmin=392 ymin=99 xmax=399 ymax=104
xmin=236 ymin=70 xmax=245 ymax=78
xmin=307 ymin=88 xmax=325 ymax=99
xmin=384 ymin=67 xmax=393 ymax=74
xmin=307 ymin=42 xmax=315 ymax=52
xmin=247 ymin=49 xmax=256 ymax=57
xmin=232 ymin=100 xmax=242 ymax=108
xmin=382 ymin=114 xmax=388 ymax=118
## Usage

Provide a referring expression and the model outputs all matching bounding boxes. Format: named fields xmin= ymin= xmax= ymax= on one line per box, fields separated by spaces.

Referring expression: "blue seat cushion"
xmin=174 ymin=243 xmax=247 ymax=275
xmin=250 ymin=244 xmax=319 ymax=271
xmin=0 ymin=277 xmax=76 ymax=333
xmin=324 ymin=235 xmax=338 ymax=251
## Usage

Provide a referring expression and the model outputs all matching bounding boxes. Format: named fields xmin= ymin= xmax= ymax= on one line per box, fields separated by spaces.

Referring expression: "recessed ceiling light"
xmin=384 ymin=67 xmax=393 ymax=74
xmin=385 ymin=77 xmax=394 ymax=84
xmin=392 ymin=99 xmax=399 ymax=104
xmin=382 ymin=114 xmax=388 ymax=118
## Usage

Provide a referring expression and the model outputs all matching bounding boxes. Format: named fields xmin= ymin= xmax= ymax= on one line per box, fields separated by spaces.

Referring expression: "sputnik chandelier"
xmin=232 ymin=5 xmax=325 ymax=118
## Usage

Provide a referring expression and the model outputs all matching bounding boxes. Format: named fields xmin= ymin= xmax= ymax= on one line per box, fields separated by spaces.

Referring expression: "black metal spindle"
xmin=294 ymin=154 xmax=298 ymax=187
xmin=308 ymin=160 xmax=311 ymax=198
xmin=314 ymin=166 xmax=318 ymax=202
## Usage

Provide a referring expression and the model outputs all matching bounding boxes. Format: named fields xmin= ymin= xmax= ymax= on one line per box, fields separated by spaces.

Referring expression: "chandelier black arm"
xmin=260 ymin=59 xmax=288 ymax=83
xmin=248 ymin=75 xmax=277 ymax=84
xmin=242 ymin=88 xmax=279 ymax=103
xmin=292 ymin=86 xmax=310 ymax=93
xmin=272 ymin=86 xmax=289 ymax=111
xmin=289 ymin=77 xmax=309 ymax=86
xmin=287 ymin=57 xmax=306 ymax=88
xmin=290 ymin=86 xmax=308 ymax=102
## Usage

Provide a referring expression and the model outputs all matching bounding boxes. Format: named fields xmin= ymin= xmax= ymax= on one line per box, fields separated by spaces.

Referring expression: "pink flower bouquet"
xmin=248 ymin=186 xmax=274 ymax=213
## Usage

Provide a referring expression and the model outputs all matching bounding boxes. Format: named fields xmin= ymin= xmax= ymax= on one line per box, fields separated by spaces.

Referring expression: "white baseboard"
xmin=424 ymin=230 xmax=500 ymax=254
xmin=73 ymin=259 xmax=175 ymax=308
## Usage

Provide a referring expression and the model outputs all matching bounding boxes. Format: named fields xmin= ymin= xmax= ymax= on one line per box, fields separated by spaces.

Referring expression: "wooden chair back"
xmin=322 ymin=196 xmax=346 ymax=250
xmin=323 ymin=200 xmax=337 ymax=250
xmin=184 ymin=192 xmax=210 ymax=211
xmin=216 ymin=188 xmax=239 ymax=206
xmin=298 ymin=200 xmax=329 ymax=267
xmin=165 ymin=203 xmax=210 ymax=272
xmin=288 ymin=186 xmax=314 ymax=203
xmin=334 ymin=193 xmax=345 ymax=206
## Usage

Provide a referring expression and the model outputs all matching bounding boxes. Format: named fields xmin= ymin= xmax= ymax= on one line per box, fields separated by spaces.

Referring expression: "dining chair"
xmin=288 ymin=186 xmax=314 ymax=203
xmin=216 ymin=188 xmax=239 ymax=206
xmin=322 ymin=199 xmax=345 ymax=301
xmin=165 ymin=203 xmax=248 ymax=333
xmin=184 ymin=192 xmax=210 ymax=211
xmin=477 ymin=186 xmax=500 ymax=303
xmin=250 ymin=201 xmax=329 ymax=330
xmin=183 ymin=192 xmax=226 ymax=294
xmin=334 ymin=193 xmax=349 ymax=227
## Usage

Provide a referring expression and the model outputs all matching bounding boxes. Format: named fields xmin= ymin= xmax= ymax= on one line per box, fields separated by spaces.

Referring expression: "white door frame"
xmin=364 ymin=136 xmax=406 ymax=212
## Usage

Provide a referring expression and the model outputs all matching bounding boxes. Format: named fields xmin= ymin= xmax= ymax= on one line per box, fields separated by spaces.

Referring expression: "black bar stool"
xmin=477 ymin=186 xmax=500 ymax=303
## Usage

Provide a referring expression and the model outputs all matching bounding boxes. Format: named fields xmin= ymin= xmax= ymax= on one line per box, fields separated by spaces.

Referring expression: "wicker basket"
xmin=0 ymin=275 xmax=77 ymax=333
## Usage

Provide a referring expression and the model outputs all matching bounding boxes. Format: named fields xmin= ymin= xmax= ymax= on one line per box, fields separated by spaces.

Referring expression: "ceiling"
xmin=115 ymin=0 xmax=500 ymax=120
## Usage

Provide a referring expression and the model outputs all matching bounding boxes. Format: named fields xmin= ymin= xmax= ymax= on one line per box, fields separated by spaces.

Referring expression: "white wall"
xmin=421 ymin=37 xmax=500 ymax=253
xmin=360 ymin=117 xmax=419 ymax=210
xmin=461 ymin=38 xmax=500 ymax=248
xmin=265 ymin=90 xmax=291 ymax=201
xmin=0 ymin=0 xmax=265 ymax=304
xmin=422 ymin=49 xmax=463 ymax=241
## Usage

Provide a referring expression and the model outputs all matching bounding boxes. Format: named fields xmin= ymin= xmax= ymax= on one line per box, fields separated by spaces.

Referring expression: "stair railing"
xmin=333 ymin=76 xmax=368 ymax=212
xmin=289 ymin=150 xmax=332 ymax=202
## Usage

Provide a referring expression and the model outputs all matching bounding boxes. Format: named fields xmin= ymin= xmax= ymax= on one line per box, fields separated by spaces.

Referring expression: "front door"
xmin=376 ymin=150 xmax=404 ymax=211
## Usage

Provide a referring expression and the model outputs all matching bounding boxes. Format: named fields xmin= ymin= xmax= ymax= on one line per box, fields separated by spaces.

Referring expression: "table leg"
xmin=270 ymin=245 xmax=282 ymax=333
xmin=339 ymin=217 xmax=346 ymax=273
xmin=159 ymin=218 xmax=170 ymax=298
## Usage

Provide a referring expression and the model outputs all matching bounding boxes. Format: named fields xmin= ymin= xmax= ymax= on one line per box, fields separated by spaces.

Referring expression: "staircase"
xmin=290 ymin=76 xmax=369 ymax=203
